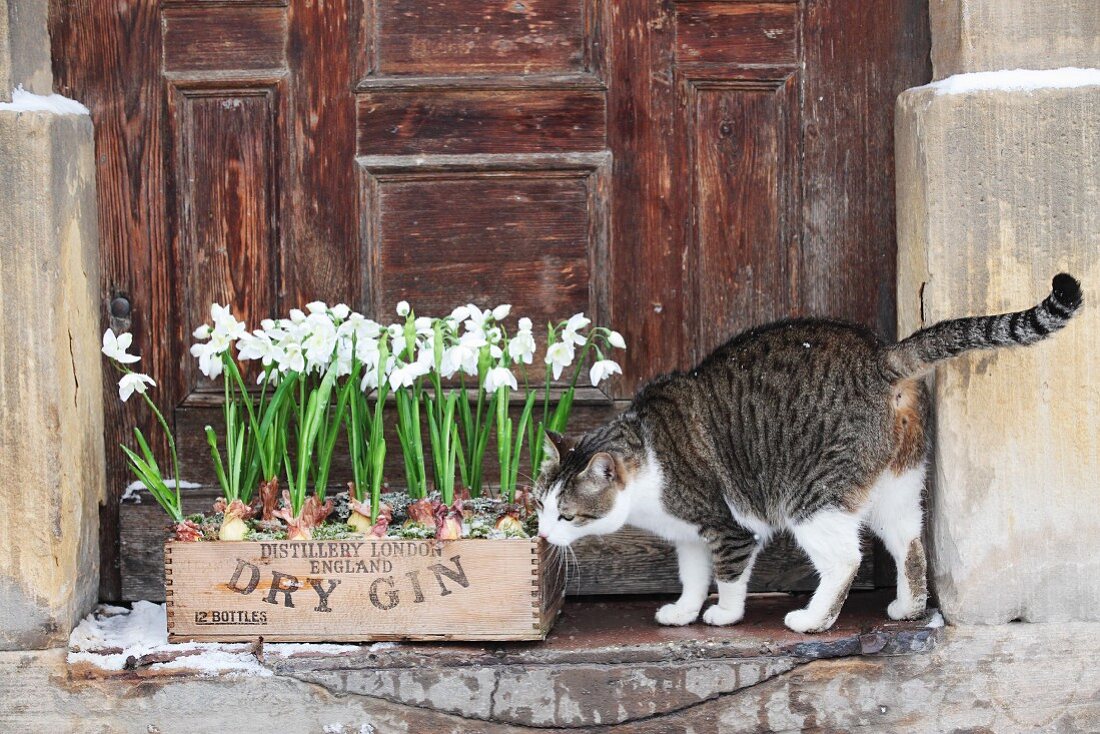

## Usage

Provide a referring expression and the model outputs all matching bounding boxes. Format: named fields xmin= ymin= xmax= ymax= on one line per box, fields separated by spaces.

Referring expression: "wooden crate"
xmin=165 ymin=537 xmax=565 ymax=642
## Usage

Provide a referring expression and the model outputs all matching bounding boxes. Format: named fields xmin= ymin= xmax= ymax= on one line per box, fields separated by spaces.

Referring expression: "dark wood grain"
xmin=284 ymin=0 xmax=358 ymax=309
xmin=357 ymin=90 xmax=606 ymax=156
xmin=689 ymin=74 xmax=798 ymax=360
xmin=799 ymin=0 xmax=931 ymax=337
xmin=373 ymin=172 xmax=591 ymax=322
xmin=369 ymin=0 xmax=588 ymax=76
xmin=162 ymin=6 xmax=287 ymax=73
xmin=50 ymin=0 xmax=176 ymax=601
xmin=605 ymin=0 xmax=688 ymax=397
xmin=675 ymin=2 xmax=798 ymax=65
xmin=169 ymin=84 xmax=282 ymax=389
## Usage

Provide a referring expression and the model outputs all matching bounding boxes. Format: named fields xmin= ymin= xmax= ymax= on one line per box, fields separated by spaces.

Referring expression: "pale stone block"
xmin=931 ymin=0 xmax=1100 ymax=80
xmin=896 ymin=84 xmax=1100 ymax=623
xmin=0 ymin=0 xmax=53 ymax=102
xmin=0 ymin=106 xmax=104 ymax=648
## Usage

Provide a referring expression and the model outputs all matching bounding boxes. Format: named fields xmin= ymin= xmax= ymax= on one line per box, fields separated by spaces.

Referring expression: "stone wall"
xmin=931 ymin=0 xmax=1100 ymax=77
xmin=897 ymin=1 xmax=1100 ymax=623
xmin=0 ymin=0 xmax=104 ymax=649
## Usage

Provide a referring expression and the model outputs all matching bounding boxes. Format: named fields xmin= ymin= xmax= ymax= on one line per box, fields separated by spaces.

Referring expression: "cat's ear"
xmin=583 ymin=452 xmax=618 ymax=485
xmin=541 ymin=431 xmax=569 ymax=471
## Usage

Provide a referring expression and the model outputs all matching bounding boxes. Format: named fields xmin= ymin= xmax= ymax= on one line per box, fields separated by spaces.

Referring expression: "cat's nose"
xmin=538 ymin=530 xmax=548 ymax=539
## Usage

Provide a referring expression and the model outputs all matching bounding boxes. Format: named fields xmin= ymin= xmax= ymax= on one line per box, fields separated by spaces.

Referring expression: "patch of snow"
xmin=0 ymin=85 xmax=90 ymax=115
xmin=928 ymin=67 xmax=1100 ymax=95
xmin=926 ymin=611 xmax=945 ymax=629
xmin=122 ymin=478 xmax=203 ymax=504
xmin=68 ymin=602 xmax=362 ymax=677
xmin=269 ymin=642 xmax=360 ymax=656
xmin=368 ymin=641 xmax=400 ymax=652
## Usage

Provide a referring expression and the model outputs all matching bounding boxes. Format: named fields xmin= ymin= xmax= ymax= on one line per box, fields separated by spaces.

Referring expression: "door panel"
xmin=356 ymin=89 xmax=607 ymax=154
xmin=367 ymin=0 xmax=591 ymax=75
xmin=51 ymin=0 xmax=930 ymax=600
xmin=690 ymin=73 xmax=799 ymax=358
xmin=169 ymin=82 xmax=283 ymax=388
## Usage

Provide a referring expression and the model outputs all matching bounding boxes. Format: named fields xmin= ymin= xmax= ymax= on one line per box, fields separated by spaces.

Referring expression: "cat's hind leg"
xmin=865 ymin=465 xmax=928 ymax=620
xmin=701 ymin=524 xmax=762 ymax=626
xmin=655 ymin=540 xmax=712 ymax=626
xmin=785 ymin=509 xmax=862 ymax=633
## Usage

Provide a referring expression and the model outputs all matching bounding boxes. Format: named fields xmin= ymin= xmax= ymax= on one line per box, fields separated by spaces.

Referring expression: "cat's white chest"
xmin=624 ymin=455 xmax=703 ymax=543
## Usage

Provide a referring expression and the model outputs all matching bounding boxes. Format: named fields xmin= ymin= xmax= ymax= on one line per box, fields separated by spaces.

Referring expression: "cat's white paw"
xmin=784 ymin=608 xmax=832 ymax=634
xmin=655 ymin=603 xmax=699 ymax=626
xmin=887 ymin=598 xmax=924 ymax=621
xmin=702 ymin=604 xmax=744 ymax=626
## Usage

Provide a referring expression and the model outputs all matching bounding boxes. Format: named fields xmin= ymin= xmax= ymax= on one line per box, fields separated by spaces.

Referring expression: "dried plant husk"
xmin=213 ymin=497 xmax=255 ymax=541
xmin=434 ymin=500 xmax=465 ymax=540
xmin=404 ymin=497 xmax=436 ymax=530
xmin=273 ymin=492 xmax=333 ymax=541
xmin=256 ymin=477 xmax=280 ymax=521
xmin=349 ymin=498 xmax=392 ymax=537
xmin=494 ymin=508 xmax=524 ymax=535
xmin=512 ymin=487 xmax=537 ymax=517
xmin=173 ymin=519 xmax=203 ymax=542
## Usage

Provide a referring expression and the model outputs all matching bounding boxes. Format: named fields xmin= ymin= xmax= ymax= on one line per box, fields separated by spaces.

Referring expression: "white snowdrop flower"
xmin=589 ymin=359 xmax=622 ymax=386
xmin=118 ymin=372 xmax=155 ymax=402
xmin=545 ymin=340 xmax=575 ymax=380
xmin=484 ymin=365 xmax=518 ymax=393
xmin=463 ymin=305 xmax=493 ymax=335
xmin=209 ymin=304 xmax=246 ymax=341
xmin=508 ymin=321 xmax=536 ymax=365
xmin=608 ymin=330 xmax=627 ymax=350
xmin=302 ymin=313 xmax=338 ymax=370
xmin=288 ymin=308 xmax=306 ymax=324
xmin=331 ymin=303 xmax=351 ymax=320
xmin=334 ymin=335 xmax=355 ymax=376
xmin=260 ymin=318 xmax=276 ymax=331
xmin=450 ymin=305 xmax=471 ymax=323
xmin=388 ymin=359 xmax=429 ymax=390
xmin=305 ymin=300 xmax=328 ymax=315
xmin=486 ymin=325 xmax=503 ymax=344
xmin=562 ymin=313 xmax=591 ymax=346
xmin=102 ymin=329 xmax=141 ymax=364
xmin=492 ymin=304 xmax=512 ymax=320
xmin=256 ymin=369 xmax=280 ymax=386
xmin=237 ymin=330 xmax=281 ymax=367
xmin=190 ymin=324 xmax=231 ymax=378
xmin=354 ymin=334 xmax=381 ymax=367
xmin=279 ymin=341 xmax=306 ymax=373
xmin=441 ymin=331 xmax=485 ymax=377
xmin=396 ymin=300 xmax=411 ymax=317
xmin=192 ymin=324 xmax=212 ymax=340
xmin=414 ymin=316 xmax=434 ymax=337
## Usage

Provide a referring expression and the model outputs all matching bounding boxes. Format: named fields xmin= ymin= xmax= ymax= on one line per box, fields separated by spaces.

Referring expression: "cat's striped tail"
xmin=884 ymin=273 xmax=1083 ymax=380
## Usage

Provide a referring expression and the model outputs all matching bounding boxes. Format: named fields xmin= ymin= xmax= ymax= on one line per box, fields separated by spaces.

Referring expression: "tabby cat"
xmin=534 ymin=274 xmax=1083 ymax=633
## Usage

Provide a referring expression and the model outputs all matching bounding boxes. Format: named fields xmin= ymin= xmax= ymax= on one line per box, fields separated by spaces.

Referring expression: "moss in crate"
xmin=310 ymin=523 xmax=357 ymax=540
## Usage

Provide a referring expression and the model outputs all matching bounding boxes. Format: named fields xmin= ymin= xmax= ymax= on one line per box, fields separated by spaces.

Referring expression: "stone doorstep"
xmin=71 ymin=589 xmax=939 ymax=677
xmin=56 ymin=590 xmax=941 ymax=730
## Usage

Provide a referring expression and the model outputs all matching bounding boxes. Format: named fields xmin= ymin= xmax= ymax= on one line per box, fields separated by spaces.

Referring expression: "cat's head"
xmin=533 ymin=431 xmax=635 ymax=546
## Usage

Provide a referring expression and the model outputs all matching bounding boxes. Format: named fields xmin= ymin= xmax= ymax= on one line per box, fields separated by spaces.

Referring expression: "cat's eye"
xmin=558 ymin=513 xmax=575 ymax=522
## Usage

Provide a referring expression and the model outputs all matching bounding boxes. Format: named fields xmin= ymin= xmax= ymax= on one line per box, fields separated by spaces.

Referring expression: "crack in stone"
xmin=276 ymin=656 xmax=809 ymax=731
xmin=67 ymin=327 xmax=79 ymax=407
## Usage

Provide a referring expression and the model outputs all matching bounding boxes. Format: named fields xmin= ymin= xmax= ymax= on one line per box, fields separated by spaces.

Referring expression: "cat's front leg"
xmin=701 ymin=524 xmax=761 ymax=626
xmin=655 ymin=540 xmax=711 ymax=626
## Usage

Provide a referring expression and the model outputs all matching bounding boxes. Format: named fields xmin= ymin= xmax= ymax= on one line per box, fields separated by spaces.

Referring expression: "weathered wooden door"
xmin=51 ymin=0 xmax=929 ymax=600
